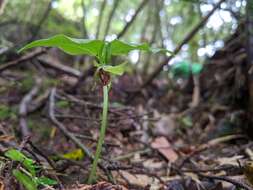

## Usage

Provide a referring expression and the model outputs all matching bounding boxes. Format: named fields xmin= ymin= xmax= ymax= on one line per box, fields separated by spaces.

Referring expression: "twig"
xmin=95 ymin=0 xmax=107 ymax=39
xmin=50 ymin=88 xmax=115 ymax=181
xmin=178 ymin=134 xmax=247 ymax=168
xmin=103 ymin=0 xmax=120 ymax=39
xmin=73 ymin=133 xmax=119 ymax=147
xmin=117 ymin=0 xmax=148 ymax=38
xmin=81 ymin=0 xmax=88 ymax=38
xmin=19 ymin=78 xmax=42 ymax=138
xmin=27 ymin=141 xmax=64 ymax=189
xmin=37 ymin=56 xmax=82 ymax=78
xmin=48 ymin=88 xmax=94 ymax=160
xmin=131 ymin=0 xmax=226 ymax=99
xmin=27 ymin=89 xmax=50 ymax=114
xmin=0 ymin=48 xmax=46 ymax=73
xmin=51 ymin=90 xmax=117 ymax=182
xmin=190 ymin=75 xmax=200 ymax=107
xmin=28 ymin=141 xmax=57 ymax=170
xmin=198 ymin=173 xmax=252 ymax=190
xmin=29 ymin=0 xmax=53 ymax=41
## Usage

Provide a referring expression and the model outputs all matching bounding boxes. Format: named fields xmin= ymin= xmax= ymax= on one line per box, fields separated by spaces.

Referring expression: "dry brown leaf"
xmin=216 ymin=155 xmax=244 ymax=166
xmin=120 ymin=171 xmax=154 ymax=188
xmin=151 ymin=137 xmax=178 ymax=162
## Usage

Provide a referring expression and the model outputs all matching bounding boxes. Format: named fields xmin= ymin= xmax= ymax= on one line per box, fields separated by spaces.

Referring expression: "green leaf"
xmin=5 ymin=149 xmax=36 ymax=176
xmin=110 ymin=40 xmax=171 ymax=55
xmin=19 ymin=35 xmax=171 ymax=59
xmin=170 ymin=61 xmax=203 ymax=78
xmin=0 ymin=105 xmax=11 ymax=120
xmin=12 ymin=169 xmax=37 ymax=190
xmin=18 ymin=34 xmax=104 ymax=56
xmin=191 ymin=63 xmax=203 ymax=75
xmin=102 ymin=62 xmax=127 ymax=75
xmin=36 ymin=176 xmax=57 ymax=186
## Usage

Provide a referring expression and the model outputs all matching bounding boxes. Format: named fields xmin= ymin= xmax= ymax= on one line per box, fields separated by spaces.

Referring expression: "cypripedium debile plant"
xmin=19 ymin=34 xmax=170 ymax=183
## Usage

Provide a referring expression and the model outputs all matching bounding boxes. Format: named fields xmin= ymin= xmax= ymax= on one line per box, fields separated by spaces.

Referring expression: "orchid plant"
xmin=19 ymin=34 xmax=170 ymax=183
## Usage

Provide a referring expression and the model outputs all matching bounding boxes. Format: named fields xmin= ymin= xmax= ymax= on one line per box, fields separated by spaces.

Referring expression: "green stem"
xmin=88 ymin=85 xmax=109 ymax=184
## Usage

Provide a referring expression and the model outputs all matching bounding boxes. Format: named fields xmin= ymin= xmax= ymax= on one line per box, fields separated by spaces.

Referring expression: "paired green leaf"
xmin=5 ymin=149 xmax=36 ymax=176
xmin=19 ymin=34 xmax=171 ymax=58
xmin=18 ymin=34 xmax=104 ymax=56
xmin=12 ymin=170 xmax=37 ymax=190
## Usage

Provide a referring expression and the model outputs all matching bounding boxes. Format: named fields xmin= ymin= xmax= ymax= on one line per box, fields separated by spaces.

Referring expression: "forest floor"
xmin=1 ymin=29 xmax=253 ymax=190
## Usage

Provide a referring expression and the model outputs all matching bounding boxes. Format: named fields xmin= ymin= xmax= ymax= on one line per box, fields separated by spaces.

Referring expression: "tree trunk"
xmin=247 ymin=0 xmax=253 ymax=112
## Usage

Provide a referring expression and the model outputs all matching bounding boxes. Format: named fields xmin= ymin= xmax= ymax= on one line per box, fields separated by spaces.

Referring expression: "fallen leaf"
xmin=120 ymin=171 xmax=154 ymax=188
xmin=216 ymin=155 xmax=244 ymax=166
xmin=151 ymin=137 xmax=178 ymax=162
xmin=61 ymin=149 xmax=84 ymax=161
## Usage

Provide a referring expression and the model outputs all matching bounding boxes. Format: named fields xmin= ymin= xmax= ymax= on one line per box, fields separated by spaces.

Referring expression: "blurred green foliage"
xmin=0 ymin=0 xmax=245 ymax=68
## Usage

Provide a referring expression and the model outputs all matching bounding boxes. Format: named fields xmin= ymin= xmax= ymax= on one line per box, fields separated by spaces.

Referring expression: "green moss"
xmin=20 ymin=77 xmax=34 ymax=92
xmin=56 ymin=100 xmax=70 ymax=109
xmin=0 ymin=105 xmax=13 ymax=120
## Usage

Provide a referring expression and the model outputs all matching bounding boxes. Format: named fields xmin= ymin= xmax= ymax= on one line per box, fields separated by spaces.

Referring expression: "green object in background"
xmin=5 ymin=149 xmax=57 ymax=190
xmin=170 ymin=61 xmax=203 ymax=78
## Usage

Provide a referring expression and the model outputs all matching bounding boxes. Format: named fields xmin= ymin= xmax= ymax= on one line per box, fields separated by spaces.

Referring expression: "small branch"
xmin=117 ymin=0 xmax=148 ymax=39
xmin=103 ymin=0 xmax=120 ymax=39
xmin=37 ymin=56 xmax=82 ymax=78
xmin=0 ymin=48 xmax=46 ymax=73
xmin=81 ymin=0 xmax=89 ymax=38
xmin=49 ymin=88 xmax=113 ymax=182
xmin=29 ymin=0 xmax=53 ymax=41
xmin=48 ymin=88 xmax=94 ymax=160
xmin=198 ymin=173 xmax=252 ymax=190
xmin=19 ymin=78 xmax=42 ymax=138
xmin=139 ymin=0 xmax=226 ymax=91
xmin=95 ymin=0 xmax=107 ymax=39
xmin=190 ymin=75 xmax=200 ymax=107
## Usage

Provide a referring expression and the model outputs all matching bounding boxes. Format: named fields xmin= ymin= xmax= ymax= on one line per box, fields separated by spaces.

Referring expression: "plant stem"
xmin=88 ymin=85 xmax=109 ymax=184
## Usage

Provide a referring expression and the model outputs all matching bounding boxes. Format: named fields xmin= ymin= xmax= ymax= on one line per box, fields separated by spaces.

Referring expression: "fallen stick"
xmin=0 ymin=48 xmax=46 ymax=72
xmin=49 ymin=88 xmax=113 ymax=181
xmin=48 ymin=87 xmax=93 ymax=160
xmin=19 ymin=78 xmax=42 ymax=138
xmin=198 ymin=173 xmax=252 ymax=190
xmin=38 ymin=56 xmax=82 ymax=78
